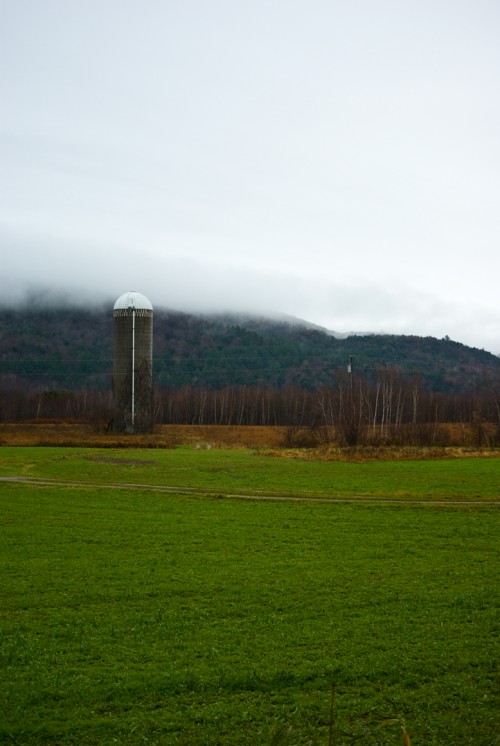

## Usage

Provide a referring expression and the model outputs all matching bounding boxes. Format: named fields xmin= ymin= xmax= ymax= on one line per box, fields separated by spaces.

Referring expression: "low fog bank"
xmin=0 ymin=287 xmax=344 ymax=338
xmin=1 ymin=281 xmax=498 ymax=356
xmin=0 ymin=285 xmax=112 ymax=311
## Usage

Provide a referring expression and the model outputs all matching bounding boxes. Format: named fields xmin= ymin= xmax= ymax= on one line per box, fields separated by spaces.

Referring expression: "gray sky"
xmin=1 ymin=1 xmax=499 ymax=352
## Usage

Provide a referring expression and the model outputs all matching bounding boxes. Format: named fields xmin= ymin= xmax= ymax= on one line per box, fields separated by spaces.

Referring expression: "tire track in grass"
xmin=1 ymin=476 xmax=499 ymax=506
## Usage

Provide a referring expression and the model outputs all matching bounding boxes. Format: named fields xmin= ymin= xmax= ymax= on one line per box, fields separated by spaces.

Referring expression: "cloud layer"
xmin=1 ymin=1 xmax=499 ymax=353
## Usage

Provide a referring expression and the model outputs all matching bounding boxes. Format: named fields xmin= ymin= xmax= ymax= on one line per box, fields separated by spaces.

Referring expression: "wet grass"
xmin=0 ymin=474 xmax=499 ymax=744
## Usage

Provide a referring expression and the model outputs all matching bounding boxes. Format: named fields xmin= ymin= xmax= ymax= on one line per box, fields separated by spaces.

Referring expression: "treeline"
xmin=2 ymin=369 xmax=499 ymax=446
xmin=152 ymin=371 xmax=499 ymax=446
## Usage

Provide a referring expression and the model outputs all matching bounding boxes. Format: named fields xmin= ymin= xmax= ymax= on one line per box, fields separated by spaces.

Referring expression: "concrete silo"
xmin=112 ymin=291 xmax=153 ymax=433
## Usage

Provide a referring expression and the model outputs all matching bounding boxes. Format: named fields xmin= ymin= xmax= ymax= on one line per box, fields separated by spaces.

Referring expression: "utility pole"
xmin=348 ymin=356 xmax=354 ymax=444
xmin=347 ymin=356 xmax=353 ymax=392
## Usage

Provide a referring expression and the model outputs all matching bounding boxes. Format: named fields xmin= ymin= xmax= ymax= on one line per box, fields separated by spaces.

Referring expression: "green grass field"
xmin=0 ymin=448 xmax=499 ymax=744
xmin=1 ymin=446 xmax=499 ymax=501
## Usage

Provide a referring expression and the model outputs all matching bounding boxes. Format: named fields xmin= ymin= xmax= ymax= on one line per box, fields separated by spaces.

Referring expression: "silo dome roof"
xmin=114 ymin=291 xmax=153 ymax=311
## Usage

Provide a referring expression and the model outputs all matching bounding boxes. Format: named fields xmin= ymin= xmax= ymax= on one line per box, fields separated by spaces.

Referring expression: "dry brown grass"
xmin=0 ymin=421 xmax=498 ymax=460
xmin=261 ymin=444 xmax=500 ymax=461
xmin=0 ymin=422 xmax=285 ymax=449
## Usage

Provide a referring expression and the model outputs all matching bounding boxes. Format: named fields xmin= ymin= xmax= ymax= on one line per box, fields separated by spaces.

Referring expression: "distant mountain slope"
xmin=0 ymin=305 xmax=498 ymax=394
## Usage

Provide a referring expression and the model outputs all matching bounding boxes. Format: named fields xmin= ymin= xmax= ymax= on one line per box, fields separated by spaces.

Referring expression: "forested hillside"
xmin=1 ymin=304 xmax=499 ymax=395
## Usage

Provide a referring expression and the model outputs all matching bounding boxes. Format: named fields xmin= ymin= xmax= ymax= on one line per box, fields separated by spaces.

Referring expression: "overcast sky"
xmin=1 ymin=1 xmax=499 ymax=352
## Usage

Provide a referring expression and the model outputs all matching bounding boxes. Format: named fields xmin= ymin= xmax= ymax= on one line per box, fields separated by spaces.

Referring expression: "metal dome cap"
xmin=113 ymin=291 xmax=153 ymax=311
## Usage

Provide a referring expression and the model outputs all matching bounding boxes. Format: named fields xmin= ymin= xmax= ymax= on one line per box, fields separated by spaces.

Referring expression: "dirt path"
xmin=1 ymin=476 xmax=499 ymax=506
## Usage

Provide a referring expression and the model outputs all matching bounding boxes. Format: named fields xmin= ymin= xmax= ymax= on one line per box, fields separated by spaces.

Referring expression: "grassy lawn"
xmin=0 ymin=446 xmax=499 ymax=500
xmin=0 ymin=463 xmax=499 ymax=744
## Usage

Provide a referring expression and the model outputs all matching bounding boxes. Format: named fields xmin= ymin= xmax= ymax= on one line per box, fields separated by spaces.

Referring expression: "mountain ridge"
xmin=0 ymin=305 xmax=499 ymax=394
